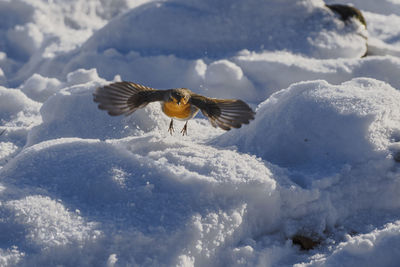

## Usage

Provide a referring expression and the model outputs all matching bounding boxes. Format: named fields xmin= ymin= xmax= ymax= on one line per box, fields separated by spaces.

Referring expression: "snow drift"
xmin=216 ymin=78 xmax=400 ymax=175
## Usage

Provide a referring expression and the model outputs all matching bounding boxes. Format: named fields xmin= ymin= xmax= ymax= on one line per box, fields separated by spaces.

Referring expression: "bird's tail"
xmin=93 ymin=81 xmax=156 ymax=116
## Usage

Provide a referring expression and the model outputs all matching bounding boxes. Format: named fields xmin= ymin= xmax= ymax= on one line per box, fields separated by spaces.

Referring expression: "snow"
xmin=299 ymin=221 xmax=400 ymax=266
xmin=215 ymin=78 xmax=400 ymax=175
xmin=21 ymin=73 xmax=62 ymax=103
xmin=0 ymin=0 xmax=400 ymax=266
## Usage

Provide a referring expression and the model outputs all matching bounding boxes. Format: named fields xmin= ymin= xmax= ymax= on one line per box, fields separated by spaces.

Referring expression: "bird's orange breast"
xmin=162 ymin=101 xmax=192 ymax=119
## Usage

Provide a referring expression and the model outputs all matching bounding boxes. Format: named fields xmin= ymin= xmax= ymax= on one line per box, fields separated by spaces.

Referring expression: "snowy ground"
xmin=1 ymin=0 xmax=400 ymax=266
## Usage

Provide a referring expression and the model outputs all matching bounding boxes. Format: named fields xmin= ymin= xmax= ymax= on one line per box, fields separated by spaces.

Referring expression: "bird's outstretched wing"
xmin=190 ymin=94 xmax=255 ymax=130
xmin=93 ymin=81 xmax=167 ymax=116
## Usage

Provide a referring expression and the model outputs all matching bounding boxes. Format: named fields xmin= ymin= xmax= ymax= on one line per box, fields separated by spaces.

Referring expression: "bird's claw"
xmin=168 ymin=120 xmax=188 ymax=136
xmin=180 ymin=122 xmax=188 ymax=136
xmin=168 ymin=119 xmax=174 ymax=135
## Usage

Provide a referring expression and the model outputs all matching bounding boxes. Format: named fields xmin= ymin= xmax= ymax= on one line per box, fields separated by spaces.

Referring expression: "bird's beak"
xmin=178 ymin=98 xmax=187 ymax=105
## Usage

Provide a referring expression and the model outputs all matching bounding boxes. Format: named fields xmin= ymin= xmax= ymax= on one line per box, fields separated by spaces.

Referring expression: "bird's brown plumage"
xmin=93 ymin=81 xmax=255 ymax=134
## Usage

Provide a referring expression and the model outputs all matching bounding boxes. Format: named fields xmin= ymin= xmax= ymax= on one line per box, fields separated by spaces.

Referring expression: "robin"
xmin=93 ymin=81 xmax=255 ymax=135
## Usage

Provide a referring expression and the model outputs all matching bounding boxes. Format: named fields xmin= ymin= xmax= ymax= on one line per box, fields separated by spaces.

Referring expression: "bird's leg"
xmin=168 ymin=119 xmax=174 ymax=135
xmin=180 ymin=121 xmax=188 ymax=136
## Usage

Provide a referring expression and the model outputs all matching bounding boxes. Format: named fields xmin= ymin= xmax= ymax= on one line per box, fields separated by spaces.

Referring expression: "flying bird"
xmin=93 ymin=81 xmax=255 ymax=135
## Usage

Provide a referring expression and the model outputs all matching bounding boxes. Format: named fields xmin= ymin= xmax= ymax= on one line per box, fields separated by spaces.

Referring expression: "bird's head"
xmin=169 ymin=89 xmax=190 ymax=105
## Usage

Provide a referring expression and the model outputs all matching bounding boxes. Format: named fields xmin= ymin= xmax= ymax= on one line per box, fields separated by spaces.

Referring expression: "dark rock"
xmin=292 ymin=234 xmax=321 ymax=250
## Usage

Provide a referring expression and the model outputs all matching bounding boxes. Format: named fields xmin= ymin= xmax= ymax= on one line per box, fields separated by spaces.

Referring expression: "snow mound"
xmin=80 ymin=0 xmax=366 ymax=60
xmin=0 ymin=86 xmax=41 ymax=167
xmin=203 ymin=60 xmax=258 ymax=102
xmin=0 ymin=86 xmax=40 ymax=120
xmin=56 ymin=52 xmax=207 ymax=91
xmin=20 ymin=73 xmax=62 ymax=103
xmin=0 ymin=137 xmax=279 ymax=266
xmin=302 ymin=221 xmax=400 ymax=267
xmin=233 ymin=51 xmax=400 ymax=100
xmin=215 ymin=78 xmax=400 ymax=175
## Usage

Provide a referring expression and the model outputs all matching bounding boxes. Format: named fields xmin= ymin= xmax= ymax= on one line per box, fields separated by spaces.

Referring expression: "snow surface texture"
xmin=0 ymin=0 xmax=400 ymax=266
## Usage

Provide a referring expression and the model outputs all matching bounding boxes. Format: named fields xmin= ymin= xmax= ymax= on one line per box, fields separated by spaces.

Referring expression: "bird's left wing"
xmin=94 ymin=81 xmax=167 ymax=116
xmin=190 ymin=94 xmax=255 ymax=130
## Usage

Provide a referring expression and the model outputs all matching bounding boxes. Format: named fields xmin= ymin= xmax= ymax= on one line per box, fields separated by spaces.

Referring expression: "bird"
xmin=93 ymin=81 xmax=255 ymax=135
xmin=325 ymin=4 xmax=368 ymax=57
xmin=326 ymin=4 xmax=366 ymax=27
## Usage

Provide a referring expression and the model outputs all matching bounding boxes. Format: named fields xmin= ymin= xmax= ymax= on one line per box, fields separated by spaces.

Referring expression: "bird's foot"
xmin=168 ymin=119 xmax=174 ymax=135
xmin=180 ymin=122 xmax=188 ymax=136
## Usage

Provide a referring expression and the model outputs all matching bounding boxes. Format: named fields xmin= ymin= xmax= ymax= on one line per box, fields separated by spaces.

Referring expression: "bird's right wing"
xmin=93 ymin=81 xmax=167 ymax=116
xmin=190 ymin=94 xmax=255 ymax=130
